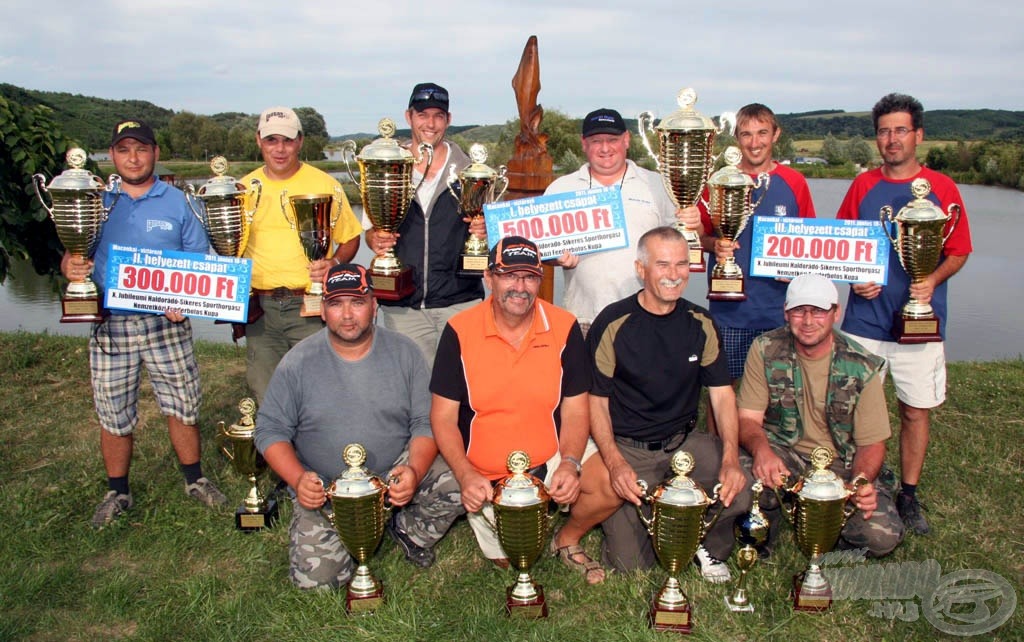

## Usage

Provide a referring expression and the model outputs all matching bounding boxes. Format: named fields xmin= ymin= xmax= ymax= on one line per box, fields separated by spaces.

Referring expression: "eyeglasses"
xmin=411 ymin=88 xmax=449 ymax=103
xmin=494 ymin=272 xmax=542 ymax=285
xmin=876 ymin=127 xmax=914 ymax=139
xmin=787 ymin=305 xmax=833 ymax=320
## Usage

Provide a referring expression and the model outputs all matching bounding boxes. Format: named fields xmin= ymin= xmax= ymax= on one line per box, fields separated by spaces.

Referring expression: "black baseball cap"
xmin=110 ymin=120 xmax=157 ymax=146
xmin=488 ymin=236 xmax=543 ymax=276
xmin=408 ymin=82 xmax=450 ymax=112
xmin=581 ymin=108 xmax=627 ymax=137
xmin=322 ymin=263 xmax=373 ymax=300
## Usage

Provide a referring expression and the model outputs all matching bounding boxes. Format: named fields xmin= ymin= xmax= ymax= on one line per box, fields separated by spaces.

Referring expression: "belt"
xmin=615 ymin=418 xmax=696 ymax=451
xmin=252 ymin=287 xmax=306 ymax=299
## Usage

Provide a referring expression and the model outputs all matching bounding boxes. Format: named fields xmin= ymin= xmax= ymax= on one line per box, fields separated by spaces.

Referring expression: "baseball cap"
xmin=258 ymin=106 xmax=303 ymax=139
xmin=322 ymin=263 xmax=373 ymax=300
xmin=408 ymin=82 xmax=450 ymax=112
xmin=488 ymin=236 xmax=543 ymax=277
xmin=582 ymin=108 xmax=627 ymax=137
xmin=110 ymin=120 xmax=157 ymax=146
xmin=785 ymin=274 xmax=838 ymax=310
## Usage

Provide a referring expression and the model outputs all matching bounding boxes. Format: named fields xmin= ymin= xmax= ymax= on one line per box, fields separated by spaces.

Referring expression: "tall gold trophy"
xmin=636 ymin=451 xmax=724 ymax=633
xmin=880 ymin=178 xmax=962 ymax=343
xmin=492 ymin=451 xmax=551 ymax=618
xmin=725 ymin=480 xmax=770 ymax=613
xmin=217 ymin=398 xmax=277 ymax=531
xmin=446 ymin=143 xmax=508 ymax=277
xmin=326 ymin=444 xmax=391 ymax=614
xmin=707 ymin=147 xmax=770 ymax=301
xmin=342 ymin=118 xmax=433 ymax=301
xmin=185 ymin=156 xmax=262 ymax=257
xmin=638 ymin=88 xmax=735 ymax=272
xmin=774 ymin=447 xmax=867 ymax=612
xmin=32 ymin=148 xmax=121 ymax=322
xmin=280 ymin=186 xmax=343 ymax=316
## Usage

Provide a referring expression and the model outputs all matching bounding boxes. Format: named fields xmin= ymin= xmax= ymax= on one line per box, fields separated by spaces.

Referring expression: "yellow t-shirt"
xmin=242 ymin=163 xmax=361 ymax=290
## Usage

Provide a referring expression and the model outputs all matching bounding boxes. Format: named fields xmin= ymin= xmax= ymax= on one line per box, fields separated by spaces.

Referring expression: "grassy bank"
xmin=1 ymin=331 xmax=1020 ymax=641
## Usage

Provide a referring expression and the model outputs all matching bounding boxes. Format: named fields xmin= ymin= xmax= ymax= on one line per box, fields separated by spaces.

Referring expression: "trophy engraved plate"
xmin=638 ymin=88 xmax=735 ymax=272
xmin=636 ymin=451 xmax=724 ymax=633
xmin=33 ymin=148 xmax=122 ymax=322
xmin=447 ymin=143 xmax=508 ymax=278
xmin=342 ymin=119 xmax=434 ymax=301
xmin=185 ymin=156 xmax=261 ymax=258
xmin=707 ymin=147 xmax=770 ymax=301
xmin=774 ymin=447 xmax=866 ymax=612
xmin=326 ymin=444 xmax=390 ymax=614
xmin=880 ymin=178 xmax=961 ymax=344
xmin=280 ymin=189 xmax=341 ymax=316
xmin=217 ymin=398 xmax=278 ymax=531
xmin=492 ymin=451 xmax=551 ymax=618
xmin=725 ymin=480 xmax=769 ymax=613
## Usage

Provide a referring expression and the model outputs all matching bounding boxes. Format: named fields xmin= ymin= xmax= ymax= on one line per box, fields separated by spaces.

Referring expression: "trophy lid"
xmin=223 ymin=398 xmax=257 ymax=438
xmin=708 ymin=147 xmax=755 ymax=187
xmin=328 ymin=444 xmax=387 ymax=498
xmin=45 ymin=148 xmax=107 ymax=191
xmin=194 ymin=156 xmax=246 ymax=197
xmin=894 ymin=178 xmax=948 ymax=222
xmin=653 ymin=451 xmax=713 ymax=507
xmin=493 ymin=451 xmax=551 ymax=507
xmin=356 ymin=118 xmax=415 ymax=162
xmin=655 ymin=88 xmax=718 ymax=132
xmin=459 ymin=144 xmax=500 ymax=179
xmin=795 ymin=447 xmax=848 ymax=501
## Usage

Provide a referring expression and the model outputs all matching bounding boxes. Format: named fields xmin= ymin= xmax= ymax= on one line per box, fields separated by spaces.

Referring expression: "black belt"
xmin=615 ymin=418 xmax=696 ymax=451
xmin=252 ymin=287 xmax=305 ymax=300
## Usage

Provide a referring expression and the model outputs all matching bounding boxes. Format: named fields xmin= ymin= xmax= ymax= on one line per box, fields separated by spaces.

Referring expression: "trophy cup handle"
xmin=445 ymin=163 xmax=461 ymax=202
xmin=494 ymin=166 xmax=510 ymax=201
xmin=636 ymin=111 xmax=660 ymax=170
xmin=331 ymin=185 xmax=345 ymax=229
xmin=184 ymin=183 xmax=206 ymax=226
xmin=879 ymin=205 xmax=899 ymax=246
xmin=216 ymin=422 xmax=235 ymax=462
xmin=773 ymin=475 xmax=797 ymax=525
xmin=634 ymin=479 xmax=656 ymax=533
xmin=31 ymin=174 xmax=55 ymax=218
xmin=412 ymin=143 xmax=434 ymax=193
xmin=718 ymin=111 xmax=737 ymax=136
xmin=339 ymin=139 xmax=359 ymax=185
xmin=750 ymin=173 xmax=772 ymax=211
xmin=280 ymin=190 xmax=296 ymax=230
xmin=943 ymin=203 xmax=962 ymax=245
xmin=843 ymin=474 xmax=870 ymax=520
xmin=103 ymin=174 xmax=122 ymax=222
xmin=246 ymin=178 xmax=263 ymax=222
xmin=704 ymin=483 xmax=726 ymax=533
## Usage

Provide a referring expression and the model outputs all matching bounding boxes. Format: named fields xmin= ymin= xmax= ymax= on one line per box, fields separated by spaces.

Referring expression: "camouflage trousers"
xmin=739 ymin=445 xmax=905 ymax=558
xmin=289 ymin=452 xmax=464 ymax=590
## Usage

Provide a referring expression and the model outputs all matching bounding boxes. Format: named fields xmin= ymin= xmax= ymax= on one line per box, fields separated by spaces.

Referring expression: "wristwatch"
xmin=562 ymin=455 xmax=583 ymax=476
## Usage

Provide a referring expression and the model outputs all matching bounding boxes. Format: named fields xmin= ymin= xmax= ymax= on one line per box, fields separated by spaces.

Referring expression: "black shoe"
xmin=896 ymin=493 xmax=930 ymax=535
xmin=387 ymin=514 xmax=435 ymax=568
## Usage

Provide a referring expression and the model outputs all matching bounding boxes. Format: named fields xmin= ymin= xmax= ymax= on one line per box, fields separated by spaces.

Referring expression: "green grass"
xmin=1 ymin=331 xmax=1021 ymax=641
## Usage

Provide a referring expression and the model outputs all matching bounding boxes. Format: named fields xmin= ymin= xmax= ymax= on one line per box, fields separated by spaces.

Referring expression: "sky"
xmin=2 ymin=0 xmax=1020 ymax=137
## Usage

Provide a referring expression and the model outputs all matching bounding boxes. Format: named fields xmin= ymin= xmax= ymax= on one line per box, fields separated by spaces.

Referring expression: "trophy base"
xmin=346 ymin=588 xmax=385 ymax=615
xmin=370 ymin=268 xmax=415 ymax=301
xmin=650 ymin=599 xmax=692 ymax=633
xmin=792 ymin=573 xmax=832 ymax=612
xmin=61 ymin=296 xmax=104 ymax=323
xmin=299 ymin=293 xmax=322 ymax=317
xmin=687 ymin=249 xmax=706 ymax=273
xmin=505 ymin=585 xmax=548 ymax=619
xmin=708 ymin=276 xmax=746 ymax=301
xmin=725 ymin=592 xmax=754 ymax=613
xmin=235 ymin=497 xmax=278 ymax=532
xmin=456 ymin=253 xmax=488 ymax=279
xmin=892 ymin=312 xmax=942 ymax=344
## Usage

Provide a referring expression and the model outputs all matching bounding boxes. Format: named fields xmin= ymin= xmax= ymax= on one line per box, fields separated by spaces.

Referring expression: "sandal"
xmin=549 ymin=537 xmax=606 ymax=585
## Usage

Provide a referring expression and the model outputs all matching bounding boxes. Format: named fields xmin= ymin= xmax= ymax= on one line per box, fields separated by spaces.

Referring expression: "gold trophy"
xmin=325 ymin=444 xmax=391 ymax=614
xmin=491 ymin=451 xmax=551 ymax=618
xmin=342 ymin=118 xmax=433 ymax=301
xmin=217 ymin=398 xmax=277 ymax=531
xmin=880 ymin=177 xmax=962 ymax=343
xmin=446 ymin=143 xmax=508 ymax=277
xmin=32 ymin=148 xmax=121 ymax=322
xmin=725 ymin=479 xmax=769 ymax=613
xmin=280 ymin=186 xmax=343 ymax=316
xmin=707 ymin=147 xmax=770 ymax=301
xmin=638 ymin=88 xmax=735 ymax=272
xmin=774 ymin=447 xmax=867 ymax=612
xmin=185 ymin=156 xmax=261 ymax=257
xmin=636 ymin=451 xmax=724 ymax=633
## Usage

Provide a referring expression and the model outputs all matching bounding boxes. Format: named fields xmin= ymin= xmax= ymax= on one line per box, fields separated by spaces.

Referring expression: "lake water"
xmin=2 ymin=179 xmax=1021 ymax=362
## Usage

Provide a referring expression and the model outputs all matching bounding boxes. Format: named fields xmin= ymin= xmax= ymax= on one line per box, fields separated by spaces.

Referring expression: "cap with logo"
xmin=408 ymin=82 xmax=450 ymax=113
xmin=323 ymin=263 xmax=373 ymax=300
xmin=488 ymin=236 xmax=543 ymax=277
xmin=258 ymin=106 xmax=303 ymax=139
xmin=785 ymin=273 xmax=838 ymax=310
xmin=110 ymin=120 xmax=157 ymax=147
xmin=582 ymin=108 xmax=627 ymax=137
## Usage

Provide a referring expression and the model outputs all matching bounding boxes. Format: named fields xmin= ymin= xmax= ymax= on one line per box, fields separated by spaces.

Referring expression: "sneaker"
xmin=185 ymin=477 xmax=228 ymax=508
xmin=387 ymin=514 xmax=435 ymax=568
xmin=693 ymin=545 xmax=732 ymax=584
xmin=91 ymin=490 xmax=133 ymax=528
xmin=896 ymin=493 xmax=930 ymax=535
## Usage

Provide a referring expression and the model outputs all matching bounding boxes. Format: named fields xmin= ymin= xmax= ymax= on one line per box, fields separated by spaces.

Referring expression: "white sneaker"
xmin=693 ymin=545 xmax=731 ymax=583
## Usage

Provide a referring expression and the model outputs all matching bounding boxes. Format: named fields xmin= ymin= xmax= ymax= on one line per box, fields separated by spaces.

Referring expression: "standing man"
xmin=737 ymin=274 xmax=905 ymax=557
xmin=698 ymin=103 xmax=817 ymax=381
xmin=544 ymin=108 xmax=700 ymax=336
xmin=62 ymin=119 xmax=226 ymax=528
xmin=587 ymin=227 xmax=751 ymax=582
xmin=431 ymin=237 xmax=618 ymax=584
xmin=838 ymin=93 xmax=973 ymax=535
xmin=365 ymin=83 xmax=485 ymax=367
xmin=254 ymin=263 xmax=463 ymax=589
xmin=242 ymin=106 xmax=362 ymax=403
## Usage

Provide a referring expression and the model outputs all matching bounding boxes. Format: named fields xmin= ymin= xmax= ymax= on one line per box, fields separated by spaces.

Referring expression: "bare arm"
xmin=430 ymin=393 xmax=492 ymax=512
xmin=910 ymin=254 xmax=968 ymax=305
xmin=738 ymin=407 xmax=789 ymax=489
xmin=707 ymin=384 xmax=745 ymax=507
xmin=387 ymin=435 xmax=437 ymax=507
xmin=849 ymin=441 xmax=885 ymax=519
xmin=589 ymin=394 xmax=641 ymax=505
xmin=263 ymin=441 xmax=325 ymax=510
xmin=548 ymin=392 xmax=588 ymax=505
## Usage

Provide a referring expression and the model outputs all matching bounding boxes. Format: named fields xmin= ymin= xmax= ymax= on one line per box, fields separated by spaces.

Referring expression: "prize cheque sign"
xmin=484 ymin=186 xmax=628 ymax=259
xmin=749 ymin=218 xmax=891 ymax=284
xmin=104 ymin=245 xmax=253 ymax=322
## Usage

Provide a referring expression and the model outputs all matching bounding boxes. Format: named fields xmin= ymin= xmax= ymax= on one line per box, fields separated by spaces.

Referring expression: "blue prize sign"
xmin=749 ymin=217 xmax=890 ymax=284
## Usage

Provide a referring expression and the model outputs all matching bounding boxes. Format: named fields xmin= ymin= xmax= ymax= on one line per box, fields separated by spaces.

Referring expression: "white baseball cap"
xmin=258 ymin=106 xmax=302 ymax=139
xmin=785 ymin=274 xmax=838 ymax=310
